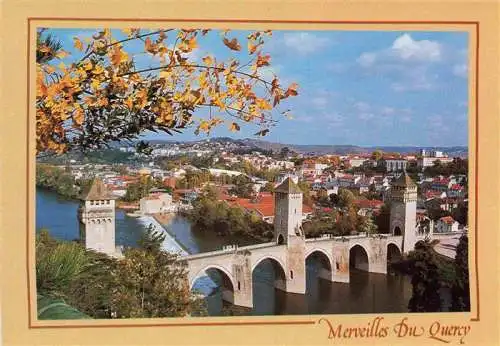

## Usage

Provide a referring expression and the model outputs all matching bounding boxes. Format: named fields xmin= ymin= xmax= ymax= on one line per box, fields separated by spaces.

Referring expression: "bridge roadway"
xmin=181 ymin=233 xmax=409 ymax=308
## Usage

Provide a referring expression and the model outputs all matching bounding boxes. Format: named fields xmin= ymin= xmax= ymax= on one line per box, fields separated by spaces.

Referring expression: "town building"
xmin=435 ymin=216 xmax=460 ymax=233
xmin=139 ymin=192 xmax=174 ymax=214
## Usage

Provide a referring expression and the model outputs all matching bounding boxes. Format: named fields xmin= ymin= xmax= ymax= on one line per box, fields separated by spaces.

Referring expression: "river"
xmin=36 ymin=188 xmax=414 ymax=316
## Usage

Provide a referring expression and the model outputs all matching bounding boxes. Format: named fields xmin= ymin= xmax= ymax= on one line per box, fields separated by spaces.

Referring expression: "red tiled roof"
xmin=354 ymin=199 xmax=384 ymax=209
xmin=227 ymin=193 xmax=311 ymax=217
xmin=439 ymin=216 xmax=456 ymax=224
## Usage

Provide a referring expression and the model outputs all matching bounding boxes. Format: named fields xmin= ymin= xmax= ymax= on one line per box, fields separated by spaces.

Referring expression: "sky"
xmin=46 ymin=28 xmax=469 ymax=147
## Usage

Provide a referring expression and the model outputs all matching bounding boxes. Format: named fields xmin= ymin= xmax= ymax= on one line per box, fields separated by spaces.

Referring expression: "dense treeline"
xmin=36 ymin=164 xmax=92 ymax=199
xmin=36 ymin=227 xmax=207 ymax=319
xmin=390 ymin=235 xmax=470 ymax=312
xmin=187 ymin=195 xmax=274 ymax=242
xmin=424 ymin=158 xmax=468 ymax=177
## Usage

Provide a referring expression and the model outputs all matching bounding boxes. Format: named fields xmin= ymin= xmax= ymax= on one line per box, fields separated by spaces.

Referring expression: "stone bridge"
xmin=182 ymin=233 xmax=408 ymax=308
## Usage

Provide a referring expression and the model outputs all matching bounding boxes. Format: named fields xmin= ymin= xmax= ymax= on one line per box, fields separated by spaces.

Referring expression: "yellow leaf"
xmin=55 ymin=50 xmax=69 ymax=59
xmin=202 ymin=56 xmax=213 ymax=66
xmin=73 ymin=37 xmax=84 ymax=51
xmin=122 ymin=28 xmax=133 ymax=36
xmin=91 ymin=79 xmax=101 ymax=90
xmin=187 ymin=37 xmax=198 ymax=50
xmin=58 ymin=62 xmax=66 ymax=70
xmin=159 ymin=70 xmax=170 ymax=79
xmin=73 ymin=107 xmax=84 ymax=126
xmin=256 ymin=98 xmax=272 ymax=110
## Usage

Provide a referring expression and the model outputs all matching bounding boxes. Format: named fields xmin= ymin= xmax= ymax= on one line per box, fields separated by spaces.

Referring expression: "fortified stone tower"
xmin=274 ymin=177 xmax=306 ymax=294
xmin=78 ymin=178 xmax=116 ymax=256
xmin=274 ymin=177 xmax=304 ymax=244
xmin=389 ymin=171 xmax=418 ymax=254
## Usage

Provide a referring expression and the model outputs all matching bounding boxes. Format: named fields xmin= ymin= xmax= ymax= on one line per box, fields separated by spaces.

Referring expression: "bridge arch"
xmin=252 ymin=255 xmax=287 ymax=291
xmin=251 ymin=255 xmax=286 ymax=273
xmin=349 ymin=243 xmax=370 ymax=272
xmin=305 ymin=248 xmax=333 ymax=282
xmin=189 ymin=264 xmax=236 ymax=292
xmin=305 ymin=248 xmax=333 ymax=270
xmin=387 ymin=243 xmax=402 ymax=264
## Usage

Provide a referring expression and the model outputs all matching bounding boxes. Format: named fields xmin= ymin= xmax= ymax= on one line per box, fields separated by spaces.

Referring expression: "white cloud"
xmin=358 ymin=34 xmax=442 ymax=68
xmin=283 ymin=32 xmax=331 ymax=55
xmin=390 ymin=34 xmax=442 ymax=62
xmin=453 ymin=63 xmax=468 ymax=78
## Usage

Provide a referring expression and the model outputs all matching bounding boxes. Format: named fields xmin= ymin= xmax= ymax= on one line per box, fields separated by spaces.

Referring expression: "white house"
xmin=139 ymin=193 xmax=174 ymax=214
xmin=435 ymin=216 xmax=460 ymax=233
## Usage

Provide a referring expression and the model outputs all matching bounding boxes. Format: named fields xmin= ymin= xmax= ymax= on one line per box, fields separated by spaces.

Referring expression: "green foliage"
xmin=374 ymin=202 xmax=391 ymax=233
xmin=229 ymin=174 xmax=254 ymax=198
xmin=188 ymin=197 xmax=273 ymax=241
xmin=451 ymin=235 xmax=470 ymax=311
xmin=123 ymin=175 xmax=154 ymax=202
xmin=332 ymin=188 xmax=355 ymax=210
xmin=36 ymin=164 xmax=81 ymax=199
xmin=36 ymin=233 xmax=92 ymax=299
xmin=138 ymin=224 xmax=167 ymax=253
xmin=407 ymin=240 xmax=443 ymax=312
xmin=424 ymin=158 xmax=468 ymax=177
xmin=35 ymin=228 xmax=205 ymax=319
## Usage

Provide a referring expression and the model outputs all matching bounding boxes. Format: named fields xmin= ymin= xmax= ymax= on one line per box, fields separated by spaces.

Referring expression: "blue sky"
xmin=45 ymin=28 xmax=469 ymax=147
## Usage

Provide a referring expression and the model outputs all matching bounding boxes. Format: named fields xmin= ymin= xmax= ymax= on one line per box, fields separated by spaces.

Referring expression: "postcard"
xmin=1 ymin=0 xmax=499 ymax=345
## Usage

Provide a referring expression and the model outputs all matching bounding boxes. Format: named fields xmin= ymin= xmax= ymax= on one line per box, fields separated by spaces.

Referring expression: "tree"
xmin=279 ymin=146 xmax=291 ymax=159
xmin=36 ymin=28 xmax=298 ymax=155
xmin=371 ymin=150 xmax=383 ymax=161
xmin=407 ymin=239 xmax=443 ymax=312
xmin=336 ymin=188 xmax=355 ymax=210
xmin=451 ymin=235 xmax=470 ymax=311
xmin=374 ymin=202 xmax=391 ymax=233
xmin=298 ymin=180 xmax=313 ymax=207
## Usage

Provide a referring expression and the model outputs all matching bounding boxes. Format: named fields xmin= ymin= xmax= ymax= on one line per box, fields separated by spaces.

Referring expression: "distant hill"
xmin=131 ymin=137 xmax=468 ymax=157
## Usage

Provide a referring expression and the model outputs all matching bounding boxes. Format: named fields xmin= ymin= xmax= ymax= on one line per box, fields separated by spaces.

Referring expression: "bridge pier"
xmin=285 ymin=235 xmax=306 ymax=294
xmin=232 ymin=252 xmax=253 ymax=308
xmin=367 ymin=237 xmax=388 ymax=275
xmin=332 ymin=241 xmax=350 ymax=283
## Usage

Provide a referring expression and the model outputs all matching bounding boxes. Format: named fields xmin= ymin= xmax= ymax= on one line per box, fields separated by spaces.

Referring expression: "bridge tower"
xmin=389 ymin=171 xmax=418 ymax=254
xmin=274 ymin=177 xmax=306 ymax=294
xmin=78 ymin=178 xmax=117 ymax=256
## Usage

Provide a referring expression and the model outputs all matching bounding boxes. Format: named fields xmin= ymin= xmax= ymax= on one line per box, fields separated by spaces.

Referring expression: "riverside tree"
xmin=407 ymin=239 xmax=443 ymax=312
xmin=451 ymin=235 xmax=470 ymax=311
xmin=36 ymin=28 xmax=298 ymax=155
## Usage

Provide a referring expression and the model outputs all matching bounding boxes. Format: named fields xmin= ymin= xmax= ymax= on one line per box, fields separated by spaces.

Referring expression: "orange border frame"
xmin=27 ymin=18 xmax=480 ymax=328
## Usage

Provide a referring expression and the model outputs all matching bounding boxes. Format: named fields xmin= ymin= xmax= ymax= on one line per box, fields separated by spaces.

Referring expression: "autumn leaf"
xmin=110 ymin=45 xmax=128 ymax=67
xmin=145 ymin=37 xmax=156 ymax=54
xmin=229 ymin=122 xmax=240 ymax=132
xmin=254 ymin=129 xmax=270 ymax=136
xmin=284 ymin=82 xmax=299 ymax=97
xmin=73 ymin=37 xmax=84 ymax=51
xmin=187 ymin=37 xmax=198 ymax=50
xmin=73 ymin=106 xmax=84 ymax=126
xmin=223 ymin=37 xmax=241 ymax=51
xmin=256 ymin=54 xmax=271 ymax=67
xmin=255 ymin=98 xmax=272 ymax=110
xmin=202 ymin=56 xmax=213 ymax=66
xmin=55 ymin=50 xmax=69 ymax=59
